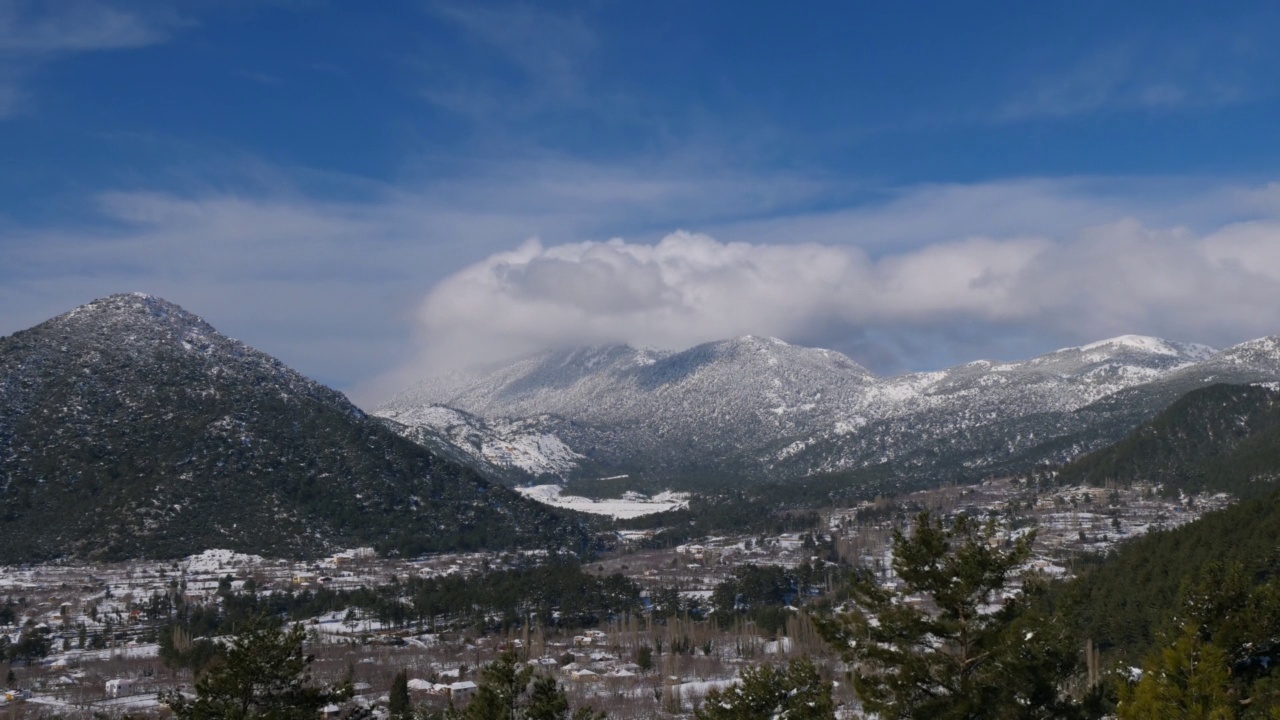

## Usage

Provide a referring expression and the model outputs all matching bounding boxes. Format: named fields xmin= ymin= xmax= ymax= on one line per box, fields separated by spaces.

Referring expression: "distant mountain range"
xmin=0 ymin=294 xmax=591 ymax=563
xmin=377 ymin=333 xmax=1280 ymax=487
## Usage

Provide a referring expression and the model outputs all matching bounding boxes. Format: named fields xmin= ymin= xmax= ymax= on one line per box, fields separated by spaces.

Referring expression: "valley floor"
xmin=0 ymin=479 xmax=1227 ymax=718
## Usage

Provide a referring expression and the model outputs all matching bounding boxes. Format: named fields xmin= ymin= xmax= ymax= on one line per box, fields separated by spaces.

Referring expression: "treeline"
xmin=163 ymin=560 xmax=640 ymax=643
xmin=614 ymin=489 xmax=823 ymax=546
xmin=162 ymin=617 xmax=606 ymax=720
xmin=710 ymin=564 xmax=805 ymax=634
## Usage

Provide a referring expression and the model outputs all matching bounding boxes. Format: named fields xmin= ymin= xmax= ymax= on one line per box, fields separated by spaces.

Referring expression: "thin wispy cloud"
xmin=422 ymin=2 xmax=597 ymax=120
xmin=0 ymin=2 xmax=171 ymax=53
xmin=994 ymin=37 xmax=1262 ymax=122
xmin=0 ymin=65 xmax=23 ymax=116
xmin=0 ymin=1 xmax=188 ymax=117
xmin=431 ymin=3 xmax=595 ymax=97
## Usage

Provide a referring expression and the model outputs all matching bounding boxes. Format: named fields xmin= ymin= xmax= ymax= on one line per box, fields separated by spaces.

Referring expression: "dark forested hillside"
xmin=1062 ymin=489 xmax=1280 ymax=662
xmin=0 ymin=294 xmax=592 ymax=563
xmin=1057 ymin=383 xmax=1280 ymax=497
xmin=1052 ymin=383 xmax=1280 ymax=664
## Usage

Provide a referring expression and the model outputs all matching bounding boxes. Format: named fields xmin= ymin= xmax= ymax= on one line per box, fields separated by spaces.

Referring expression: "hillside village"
xmin=0 ymin=477 xmax=1229 ymax=718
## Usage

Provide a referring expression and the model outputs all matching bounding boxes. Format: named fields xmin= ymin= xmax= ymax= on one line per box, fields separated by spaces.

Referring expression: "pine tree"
xmin=1117 ymin=623 xmax=1235 ymax=720
xmin=695 ymin=657 xmax=834 ymax=720
xmin=454 ymin=650 xmax=532 ymax=720
xmin=1115 ymin=562 xmax=1280 ymax=719
xmin=637 ymin=645 xmax=653 ymax=673
xmin=525 ymin=675 xmax=570 ymax=720
xmin=447 ymin=650 xmax=606 ymax=720
xmin=162 ymin=615 xmax=358 ymax=720
xmin=815 ymin=511 xmax=1082 ymax=719
xmin=389 ymin=669 xmax=413 ymax=720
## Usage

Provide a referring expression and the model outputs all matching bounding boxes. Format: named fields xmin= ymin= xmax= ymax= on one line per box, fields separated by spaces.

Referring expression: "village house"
xmin=448 ymin=681 xmax=477 ymax=702
xmin=105 ymin=678 xmax=136 ymax=698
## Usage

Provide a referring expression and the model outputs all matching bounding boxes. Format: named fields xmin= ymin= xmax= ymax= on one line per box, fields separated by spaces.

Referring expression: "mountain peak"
xmin=728 ymin=334 xmax=789 ymax=346
xmin=53 ymin=292 xmax=212 ymax=337
xmin=1080 ymin=334 xmax=1172 ymax=352
xmin=73 ymin=292 xmax=184 ymax=313
xmin=1060 ymin=334 xmax=1217 ymax=361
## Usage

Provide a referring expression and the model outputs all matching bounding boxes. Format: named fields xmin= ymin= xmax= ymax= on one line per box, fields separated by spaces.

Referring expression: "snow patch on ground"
xmin=183 ymin=548 xmax=265 ymax=573
xmin=516 ymin=485 xmax=689 ymax=518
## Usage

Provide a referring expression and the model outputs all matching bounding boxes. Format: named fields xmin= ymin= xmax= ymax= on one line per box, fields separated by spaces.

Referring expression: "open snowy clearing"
xmin=516 ymin=485 xmax=689 ymax=518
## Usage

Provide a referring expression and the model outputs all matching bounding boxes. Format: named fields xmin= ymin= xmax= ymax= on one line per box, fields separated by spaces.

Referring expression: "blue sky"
xmin=3 ymin=1 xmax=1280 ymax=401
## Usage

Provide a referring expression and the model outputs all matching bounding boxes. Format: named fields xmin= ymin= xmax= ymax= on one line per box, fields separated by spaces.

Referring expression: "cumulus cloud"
xmin=383 ymin=217 xmax=1280 ymax=391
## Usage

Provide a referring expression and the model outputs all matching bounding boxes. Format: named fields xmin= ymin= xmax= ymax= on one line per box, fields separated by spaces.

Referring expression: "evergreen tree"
xmin=454 ymin=650 xmax=532 ymax=720
xmin=1115 ymin=562 xmax=1280 ymax=718
xmin=162 ymin=615 xmax=358 ymax=720
xmin=8 ymin=624 xmax=51 ymax=665
xmin=815 ymin=511 xmax=1081 ymax=719
xmin=447 ymin=650 xmax=604 ymax=720
xmin=525 ymin=675 xmax=570 ymax=720
xmin=695 ymin=658 xmax=834 ymax=720
xmin=1117 ymin=623 xmax=1235 ymax=720
xmin=389 ymin=669 xmax=412 ymax=720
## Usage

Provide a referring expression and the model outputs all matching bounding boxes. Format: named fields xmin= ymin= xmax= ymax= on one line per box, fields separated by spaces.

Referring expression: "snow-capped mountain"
xmin=377 ymin=404 xmax=587 ymax=480
xmin=380 ymin=336 xmax=879 ymax=477
xmin=0 ymin=293 xmax=591 ymax=562
xmin=376 ymin=332 xmax=1280 ymax=485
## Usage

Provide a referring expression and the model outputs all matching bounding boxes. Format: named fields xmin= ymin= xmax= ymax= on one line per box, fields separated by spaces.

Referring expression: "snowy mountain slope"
xmin=378 ymin=404 xmax=585 ymax=478
xmin=378 ymin=332 xmax=1280 ymax=485
xmin=379 ymin=336 xmax=878 ymax=476
xmin=388 ymin=337 xmax=872 ymax=424
xmin=0 ymin=293 xmax=592 ymax=563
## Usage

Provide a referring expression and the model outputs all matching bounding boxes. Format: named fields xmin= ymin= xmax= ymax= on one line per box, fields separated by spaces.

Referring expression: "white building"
xmin=448 ymin=681 xmax=477 ymax=703
xmin=105 ymin=678 xmax=135 ymax=698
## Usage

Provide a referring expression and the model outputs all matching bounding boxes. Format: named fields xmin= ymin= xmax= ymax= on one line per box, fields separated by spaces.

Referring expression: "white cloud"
xmin=381 ymin=215 xmax=1280 ymax=394
xmin=1 ymin=157 xmax=824 ymax=389
xmin=6 ymin=159 xmax=1280 ymax=403
xmin=1202 ymin=220 xmax=1280 ymax=282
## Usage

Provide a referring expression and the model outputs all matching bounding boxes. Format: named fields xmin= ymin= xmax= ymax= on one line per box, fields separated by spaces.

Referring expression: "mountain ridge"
xmin=377 ymin=331 xmax=1280 ymax=484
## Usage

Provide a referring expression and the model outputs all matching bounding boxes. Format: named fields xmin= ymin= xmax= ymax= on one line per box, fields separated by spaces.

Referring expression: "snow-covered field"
xmin=516 ymin=485 xmax=689 ymax=518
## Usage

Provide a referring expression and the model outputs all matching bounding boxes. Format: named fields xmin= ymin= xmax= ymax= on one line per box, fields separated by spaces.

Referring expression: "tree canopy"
xmin=446 ymin=650 xmax=604 ymax=720
xmin=162 ymin=615 xmax=358 ymax=720
xmin=695 ymin=657 xmax=834 ymax=720
xmin=816 ymin=511 xmax=1082 ymax=719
